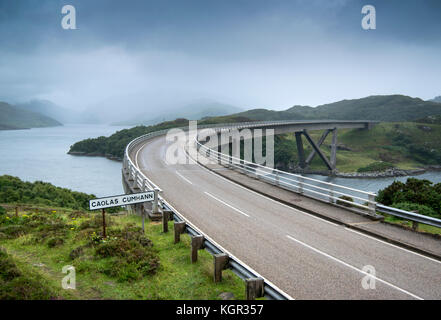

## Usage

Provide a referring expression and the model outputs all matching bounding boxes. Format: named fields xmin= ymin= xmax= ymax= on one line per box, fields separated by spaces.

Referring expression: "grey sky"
xmin=0 ymin=0 xmax=440 ymax=112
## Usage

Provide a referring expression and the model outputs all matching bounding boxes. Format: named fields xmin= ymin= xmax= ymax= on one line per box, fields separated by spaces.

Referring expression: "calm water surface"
xmin=0 ymin=125 xmax=128 ymax=197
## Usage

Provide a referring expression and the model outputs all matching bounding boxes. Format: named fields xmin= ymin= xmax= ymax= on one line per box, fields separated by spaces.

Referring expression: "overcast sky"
xmin=0 ymin=0 xmax=440 ymax=112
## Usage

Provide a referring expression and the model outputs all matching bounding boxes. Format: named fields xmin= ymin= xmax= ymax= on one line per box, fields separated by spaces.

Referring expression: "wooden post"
xmin=174 ymin=221 xmax=186 ymax=244
xmin=102 ymin=209 xmax=107 ymax=238
xmin=245 ymin=278 xmax=265 ymax=300
xmin=213 ymin=253 xmax=229 ymax=283
xmin=162 ymin=210 xmax=172 ymax=233
xmin=191 ymin=235 xmax=204 ymax=263
xmin=15 ymin=206 xmax=18 ymax=217
xmin=412 ymin=221 xmax=418 ymax=231
xmin=141 ymin=209 xmax=145 ymax=233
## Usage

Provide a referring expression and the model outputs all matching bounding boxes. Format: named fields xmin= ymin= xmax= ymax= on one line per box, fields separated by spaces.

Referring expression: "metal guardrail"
xmin=123 ymin=122 xmax=296 ymax=300
xmin=376 ymin=204 xmax=441 ymax=229
xmin=123 ymin=119 xmax=441 ymax=299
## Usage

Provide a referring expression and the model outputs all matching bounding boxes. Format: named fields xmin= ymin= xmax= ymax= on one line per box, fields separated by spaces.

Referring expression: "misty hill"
xmin=223 ymin=95 xmax=441 ymax=122
xmin=112 ymin=101 xmax=243 ymax=126
xmin=431 ymin=96 xmax=441 ymax=103
xmin=0 ymin=102 xmax=62 ymax=130
xmin=16 ymin=99 xmax=84 ymax=124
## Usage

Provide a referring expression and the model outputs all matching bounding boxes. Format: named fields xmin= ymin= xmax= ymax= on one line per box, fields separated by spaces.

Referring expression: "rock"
xmin=328 ymin=144 xmax=352 ymax=151
xmin=218 ymin=292 xmax=235 ymax=300
xmin=417 ymin=125 xmax=432 ymax=132
xmin=33 ymin=263 xmax=45 ymax=267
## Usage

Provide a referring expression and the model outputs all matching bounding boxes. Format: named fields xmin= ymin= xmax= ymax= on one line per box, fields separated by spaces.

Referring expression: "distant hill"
xmin=113 ymin=101 xmax=244 ymax=126
xmin=0 ymin=102 xmax=62 ymax=130
xmin=16 ymin=99 xmax=83 ymax=124
xmin=431 ymin=96 xmax=441 ymax=103
xmin=221 ymin=95 xmax=441 ymax=122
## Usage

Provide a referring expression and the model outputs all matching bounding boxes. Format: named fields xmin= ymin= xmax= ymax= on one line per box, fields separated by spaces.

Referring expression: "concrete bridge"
xmin=205 ymin=120 xmax=376 ymax=172
xmin=121 ymin=120 xmax=441 ymax=300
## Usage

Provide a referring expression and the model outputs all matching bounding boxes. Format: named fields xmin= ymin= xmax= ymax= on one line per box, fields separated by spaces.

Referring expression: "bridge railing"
xmin=195 ymin=139 xmax=377 ymax=214
xmin=194 ymin=133 xmax=441 ymax=229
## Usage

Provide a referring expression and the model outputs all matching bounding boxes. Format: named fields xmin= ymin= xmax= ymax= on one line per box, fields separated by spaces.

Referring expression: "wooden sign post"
xmin=102 ymin=208 xmax=107 ymax=238
xmin=89 ymin=191 xmax=156 ymax=238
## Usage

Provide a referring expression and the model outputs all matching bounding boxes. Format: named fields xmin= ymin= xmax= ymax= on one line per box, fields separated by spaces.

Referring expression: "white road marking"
xmin=188 ymin=149 xmax=441 ymax=265
xmin=286 ymin=235 xmax=423 ymax=300
xmin=162 ymin=197 xmax=294 ymax=300
xmin=190 ymin=151 xmax=340 ymax=227
xmin=135 ymin=143 xmax=147 ymax=168
xmin=344 ymin=227 xmax=441 ymax=265
xmin=176 ymin=171 xmax=193 ymax=185
xmin=204 ymin=192 xmax=250 ymax=218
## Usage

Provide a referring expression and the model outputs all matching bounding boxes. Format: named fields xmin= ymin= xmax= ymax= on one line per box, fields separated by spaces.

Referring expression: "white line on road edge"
xmin=191 ymin=152 xmax=339 ymax=227
xmin=344 ymin=227 xmax=441 ymax=265
xmin=135 ymin=142 xmax=147 ymax=168
xmin=176 ymin=171 xmax=193 ymax=185
xmin=204 ymin=191 xmax=250 ymax=218
xmin=163 ymin=197 xmax=294 ymax=300
xmin=286 ymin=235 xmax=423 ymax=300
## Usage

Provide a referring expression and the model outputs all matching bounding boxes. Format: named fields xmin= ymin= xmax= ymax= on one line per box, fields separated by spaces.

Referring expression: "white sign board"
xmin=89 ymin=191 xmax=155 ymax=210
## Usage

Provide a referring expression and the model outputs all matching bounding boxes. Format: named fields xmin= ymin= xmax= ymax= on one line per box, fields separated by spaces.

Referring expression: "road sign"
xmin=89 ymin=191 xmax=155 ymax=210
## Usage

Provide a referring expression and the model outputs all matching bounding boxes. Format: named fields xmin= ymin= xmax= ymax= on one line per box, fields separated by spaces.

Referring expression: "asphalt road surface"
xmin=131 ymin=135 xmax=441 ymax=300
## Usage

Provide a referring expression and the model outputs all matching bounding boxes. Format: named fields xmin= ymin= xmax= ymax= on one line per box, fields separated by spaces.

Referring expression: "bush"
xmin=0 ymin=225 xmax=28 ymax=238
xmin=357 ymin=162 xmax=394 ymax=173
xmin=0 ymin=175 xmax=96 ymax=211
xmin=391 ymin=202 xmax=439 ymax=218
xmin=336 ymin=195 xmax=354 ymax=207
xmin=47 ymin=237 xmax=64 ymax=248
xmin=0 ymin=249 xmax=21 ymax=281
xmin=0 ymin=248 xmax=58 ymax=300
xmin=376 ymin=178 xmax=441 ymax=214
xmin=109 ymin=224 xmax=153 ymax=247
xmin=0 ymin=206 xmax=5 ymax=216
xmin=79 ymin=215 xmax=113 ymax=231
xmin=94 ymin=235 xmax=159 ymax=282
xmin=69 ymin=246 xmax=84 ymax=260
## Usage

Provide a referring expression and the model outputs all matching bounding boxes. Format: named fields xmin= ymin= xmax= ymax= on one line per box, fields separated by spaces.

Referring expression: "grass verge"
xmin=0 ymin=205 xmax=245 ymax=300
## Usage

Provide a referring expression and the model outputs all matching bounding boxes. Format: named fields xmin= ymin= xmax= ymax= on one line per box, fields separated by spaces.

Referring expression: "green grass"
xmin=0 ymin=206 xmax=245 ymax=300
xmin=382 ymin=215 xmax=441 ymax=236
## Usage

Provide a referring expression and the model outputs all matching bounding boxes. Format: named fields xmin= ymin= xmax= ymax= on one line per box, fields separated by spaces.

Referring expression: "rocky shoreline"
xmin=67 ymin=151 xmax=122 ymax=161
xmin=288 ymin=165 xmax=441 ymax=179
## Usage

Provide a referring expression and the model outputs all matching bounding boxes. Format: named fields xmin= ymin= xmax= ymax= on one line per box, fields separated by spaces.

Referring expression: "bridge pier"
xmin=296 ymin=128 xmax=338 ymax=174
xmin=295 ymin=132 xmax=306 ymax=168
xmin=330 ymin=128 xmax=338 ymax=173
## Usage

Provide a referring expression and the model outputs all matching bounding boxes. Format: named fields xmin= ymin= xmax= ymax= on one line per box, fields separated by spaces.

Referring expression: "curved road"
xmin=131 ymin=135 xmax=441 ymax=300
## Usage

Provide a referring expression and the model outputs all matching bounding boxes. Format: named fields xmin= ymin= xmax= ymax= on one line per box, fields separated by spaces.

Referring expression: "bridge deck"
xmin=130 ymin=135 xmax=441 ymax=300
xmin=201 ymin=162 xmax=441 ymax=258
